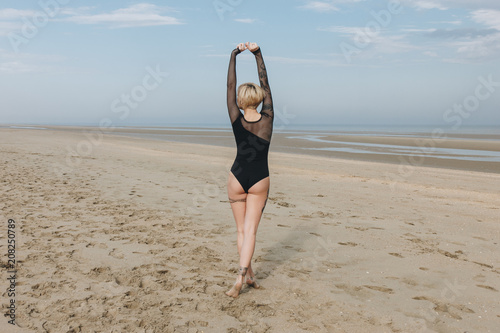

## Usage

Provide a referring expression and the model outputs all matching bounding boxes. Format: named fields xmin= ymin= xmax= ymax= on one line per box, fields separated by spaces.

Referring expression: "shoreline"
xmin=3 ymin=124 xmax=499 ymax=174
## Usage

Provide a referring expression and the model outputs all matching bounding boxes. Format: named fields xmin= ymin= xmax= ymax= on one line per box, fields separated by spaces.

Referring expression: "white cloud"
xmin=401 ymin=28 xmax=437 ymax=32
xmin=364 ymin=34 xmax=418 ymax=54
xmin=234 ymin=18 xmax=256 ymax=24
xmin=418 ymin=27 xmax=500 ymax=63
xmin=450 ymin=33 xmax=500 ymax=62
xmin=63 ymin=3 xmax=183 ymax=28
xmin=0 ymin=22 xmax=21 ymax=36
xmin=321 ymin=25 xmax=418 ymax=64
xmin=0 ymin=4 xmax=182 ymax=35
xmin=429 ymin=20 xmax=462 ymax=25
xmin=442 ymin=0 xmax=500 ymax=10
xmin=0 ymin=8 xmax=38 ymax=19
xmin=411 ymin=1 xmax=448 ymax=10
xmin=318 ymin=26 xmax=366 ymax=35
xmin=436 ymin=9 xmax=500 ymax=62
xmin=394 ymin=7 xmax=500 ymax=63
xmin=299 ymin=2 xmax=339 ymax=12
xmin=0 ymin=61 xmax=41 ymax=73
xmin=0 ymin=8 xmax=40 ymax=36
xmin=60 ymin=7 xmax=96 ymax=16
xmin=318 ymin=3 xmax=500 ymax=64
xmin=298 ymin=0 xmax=365 ymax=12
xmin=472 ymin=9 xmax=500 ymax=30
xmin=427 ymin=28 xmax=498 ymax=38
xmin=403 ymin=0 xmax=500 ymax=10
xmin=0 ymin=48 xmax=66 ymax=73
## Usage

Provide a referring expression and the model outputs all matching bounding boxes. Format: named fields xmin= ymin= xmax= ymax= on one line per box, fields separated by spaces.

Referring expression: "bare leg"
xmin=236 ymin=226 xmax=258 ymax=287
xmin=238 ymin=177 xmax=269 ymax=288
xmin=231 ymin=205 xmax=258 ymax=287
xmin=226 ymin=172 xmax=247 ymax=298
xmin=226 ymin=173 xmax=268 ymax=297
xmin=231 ymin=199 xmax=257 ymax=286
xmin=246 ymin=187 xmax=268 ymax=288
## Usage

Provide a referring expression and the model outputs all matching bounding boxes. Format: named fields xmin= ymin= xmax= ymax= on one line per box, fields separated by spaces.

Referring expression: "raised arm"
xmin=227 ymin=44 xmax=245 ymax=123
xmin=247 ymin=43 xmax=273 ymax=119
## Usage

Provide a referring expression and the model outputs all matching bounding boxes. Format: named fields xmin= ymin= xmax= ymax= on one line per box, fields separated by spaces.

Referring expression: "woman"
xmin=225 ymin=42 xmax=273 ymax=298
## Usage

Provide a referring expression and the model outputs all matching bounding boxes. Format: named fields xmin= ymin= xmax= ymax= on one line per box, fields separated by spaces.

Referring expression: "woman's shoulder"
xmin=260 ymin=111 xmax=273 ymax=119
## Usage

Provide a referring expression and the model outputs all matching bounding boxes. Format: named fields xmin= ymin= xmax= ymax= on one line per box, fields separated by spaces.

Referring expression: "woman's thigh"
xmin=227 ymin=172 xmax=247 ymax=231
xmin=244 ymin=177 xmax=270 ymax=233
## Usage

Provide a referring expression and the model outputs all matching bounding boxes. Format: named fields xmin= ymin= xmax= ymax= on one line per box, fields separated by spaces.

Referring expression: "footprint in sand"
xmin=277 ymin=201 xmax=295 ymax=208
xmin=338 ymin=242 xmax=357 ymax=247
xmin=470 ymin=261 xmax=493 ymax=269
xmin=437 ymin=249 xmax=460 ymax=259
xmin=413 ymin=296 xmax=475 ymax=320
xmin=364 ymin=285 xmax=394 ymax=294
xmin=96 ymin=243 xmax=108 ymax=249
xmin=109 ymin=248 xmax=124 ymax=259
xmin=333 ymin=283 xmax=371 ymax=298
xmin=476 ymin=284 xmax=498 ymax=292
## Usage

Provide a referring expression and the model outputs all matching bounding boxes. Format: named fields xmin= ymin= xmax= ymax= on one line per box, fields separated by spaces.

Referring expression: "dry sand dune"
xmin=1 ymin=128 xmax=499 ymax=332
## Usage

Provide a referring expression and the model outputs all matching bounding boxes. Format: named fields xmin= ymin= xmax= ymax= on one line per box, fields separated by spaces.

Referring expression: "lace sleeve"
xmin=227 ymin=48 xmax=242 ymax=124
xmin=252 ymin=48 xmax=273 ymax=119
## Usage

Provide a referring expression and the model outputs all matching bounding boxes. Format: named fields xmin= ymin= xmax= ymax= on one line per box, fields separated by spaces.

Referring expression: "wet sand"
xmin=26 ymin=124 xmax=500 ymax=173
xmin=1 ymin=127 xmax=499 ymax=332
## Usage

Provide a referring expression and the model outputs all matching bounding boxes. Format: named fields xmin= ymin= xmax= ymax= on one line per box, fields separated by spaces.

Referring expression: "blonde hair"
xmin=237 ymin=83 xmax=265 ymax=110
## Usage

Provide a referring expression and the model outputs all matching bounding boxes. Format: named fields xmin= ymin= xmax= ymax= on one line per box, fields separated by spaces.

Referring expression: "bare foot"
xmin=225 ymin=279 xmax=244 ymax=298
xmin=225 ymin=267 xmax=247 ymax=298
xmin=246 ymin=274 xmax=260 ymax=289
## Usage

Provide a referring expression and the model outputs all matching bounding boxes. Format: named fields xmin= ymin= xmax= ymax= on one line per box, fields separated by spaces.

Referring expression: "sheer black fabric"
xmin=227 ymin=48 xmax=274 ymax=142
xmin=227 ymin=47 xmax=274 ymax=193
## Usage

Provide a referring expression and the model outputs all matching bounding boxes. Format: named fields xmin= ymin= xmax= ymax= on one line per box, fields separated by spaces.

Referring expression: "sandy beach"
xmin=1 ymin=127 xmax=499 ymax=332
xmin=33 ymin=125 xmax=500 ymax=174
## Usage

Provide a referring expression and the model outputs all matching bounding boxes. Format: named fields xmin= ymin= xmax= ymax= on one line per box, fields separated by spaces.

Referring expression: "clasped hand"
xmin=237 ymin=42 xmax=259 ymax=52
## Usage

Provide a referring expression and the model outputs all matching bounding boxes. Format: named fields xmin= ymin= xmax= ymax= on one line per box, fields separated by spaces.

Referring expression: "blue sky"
xmin=1 ymin=0 xmax=499 ymax=128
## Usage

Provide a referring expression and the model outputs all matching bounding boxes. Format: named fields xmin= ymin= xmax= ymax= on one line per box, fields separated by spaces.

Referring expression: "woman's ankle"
xmin=238 ymin=266 xmax=248 ymax=276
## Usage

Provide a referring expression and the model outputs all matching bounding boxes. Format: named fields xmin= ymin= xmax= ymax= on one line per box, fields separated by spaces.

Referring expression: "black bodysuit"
xmin=227 ymin=47 xmax=274 ymax=193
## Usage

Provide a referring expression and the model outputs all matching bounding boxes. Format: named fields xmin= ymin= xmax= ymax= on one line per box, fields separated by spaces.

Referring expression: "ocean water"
xmin=293 ymin=136 xmax=500 ymax=163
xmin=3 ymin=122 xmax=499 ymax=134
xmin=3 ymin=123 xmax=500 ymax=167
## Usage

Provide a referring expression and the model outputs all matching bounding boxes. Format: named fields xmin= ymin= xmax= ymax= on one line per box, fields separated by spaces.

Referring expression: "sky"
xmin=0 ymin=0 xmax=499 ymax=128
